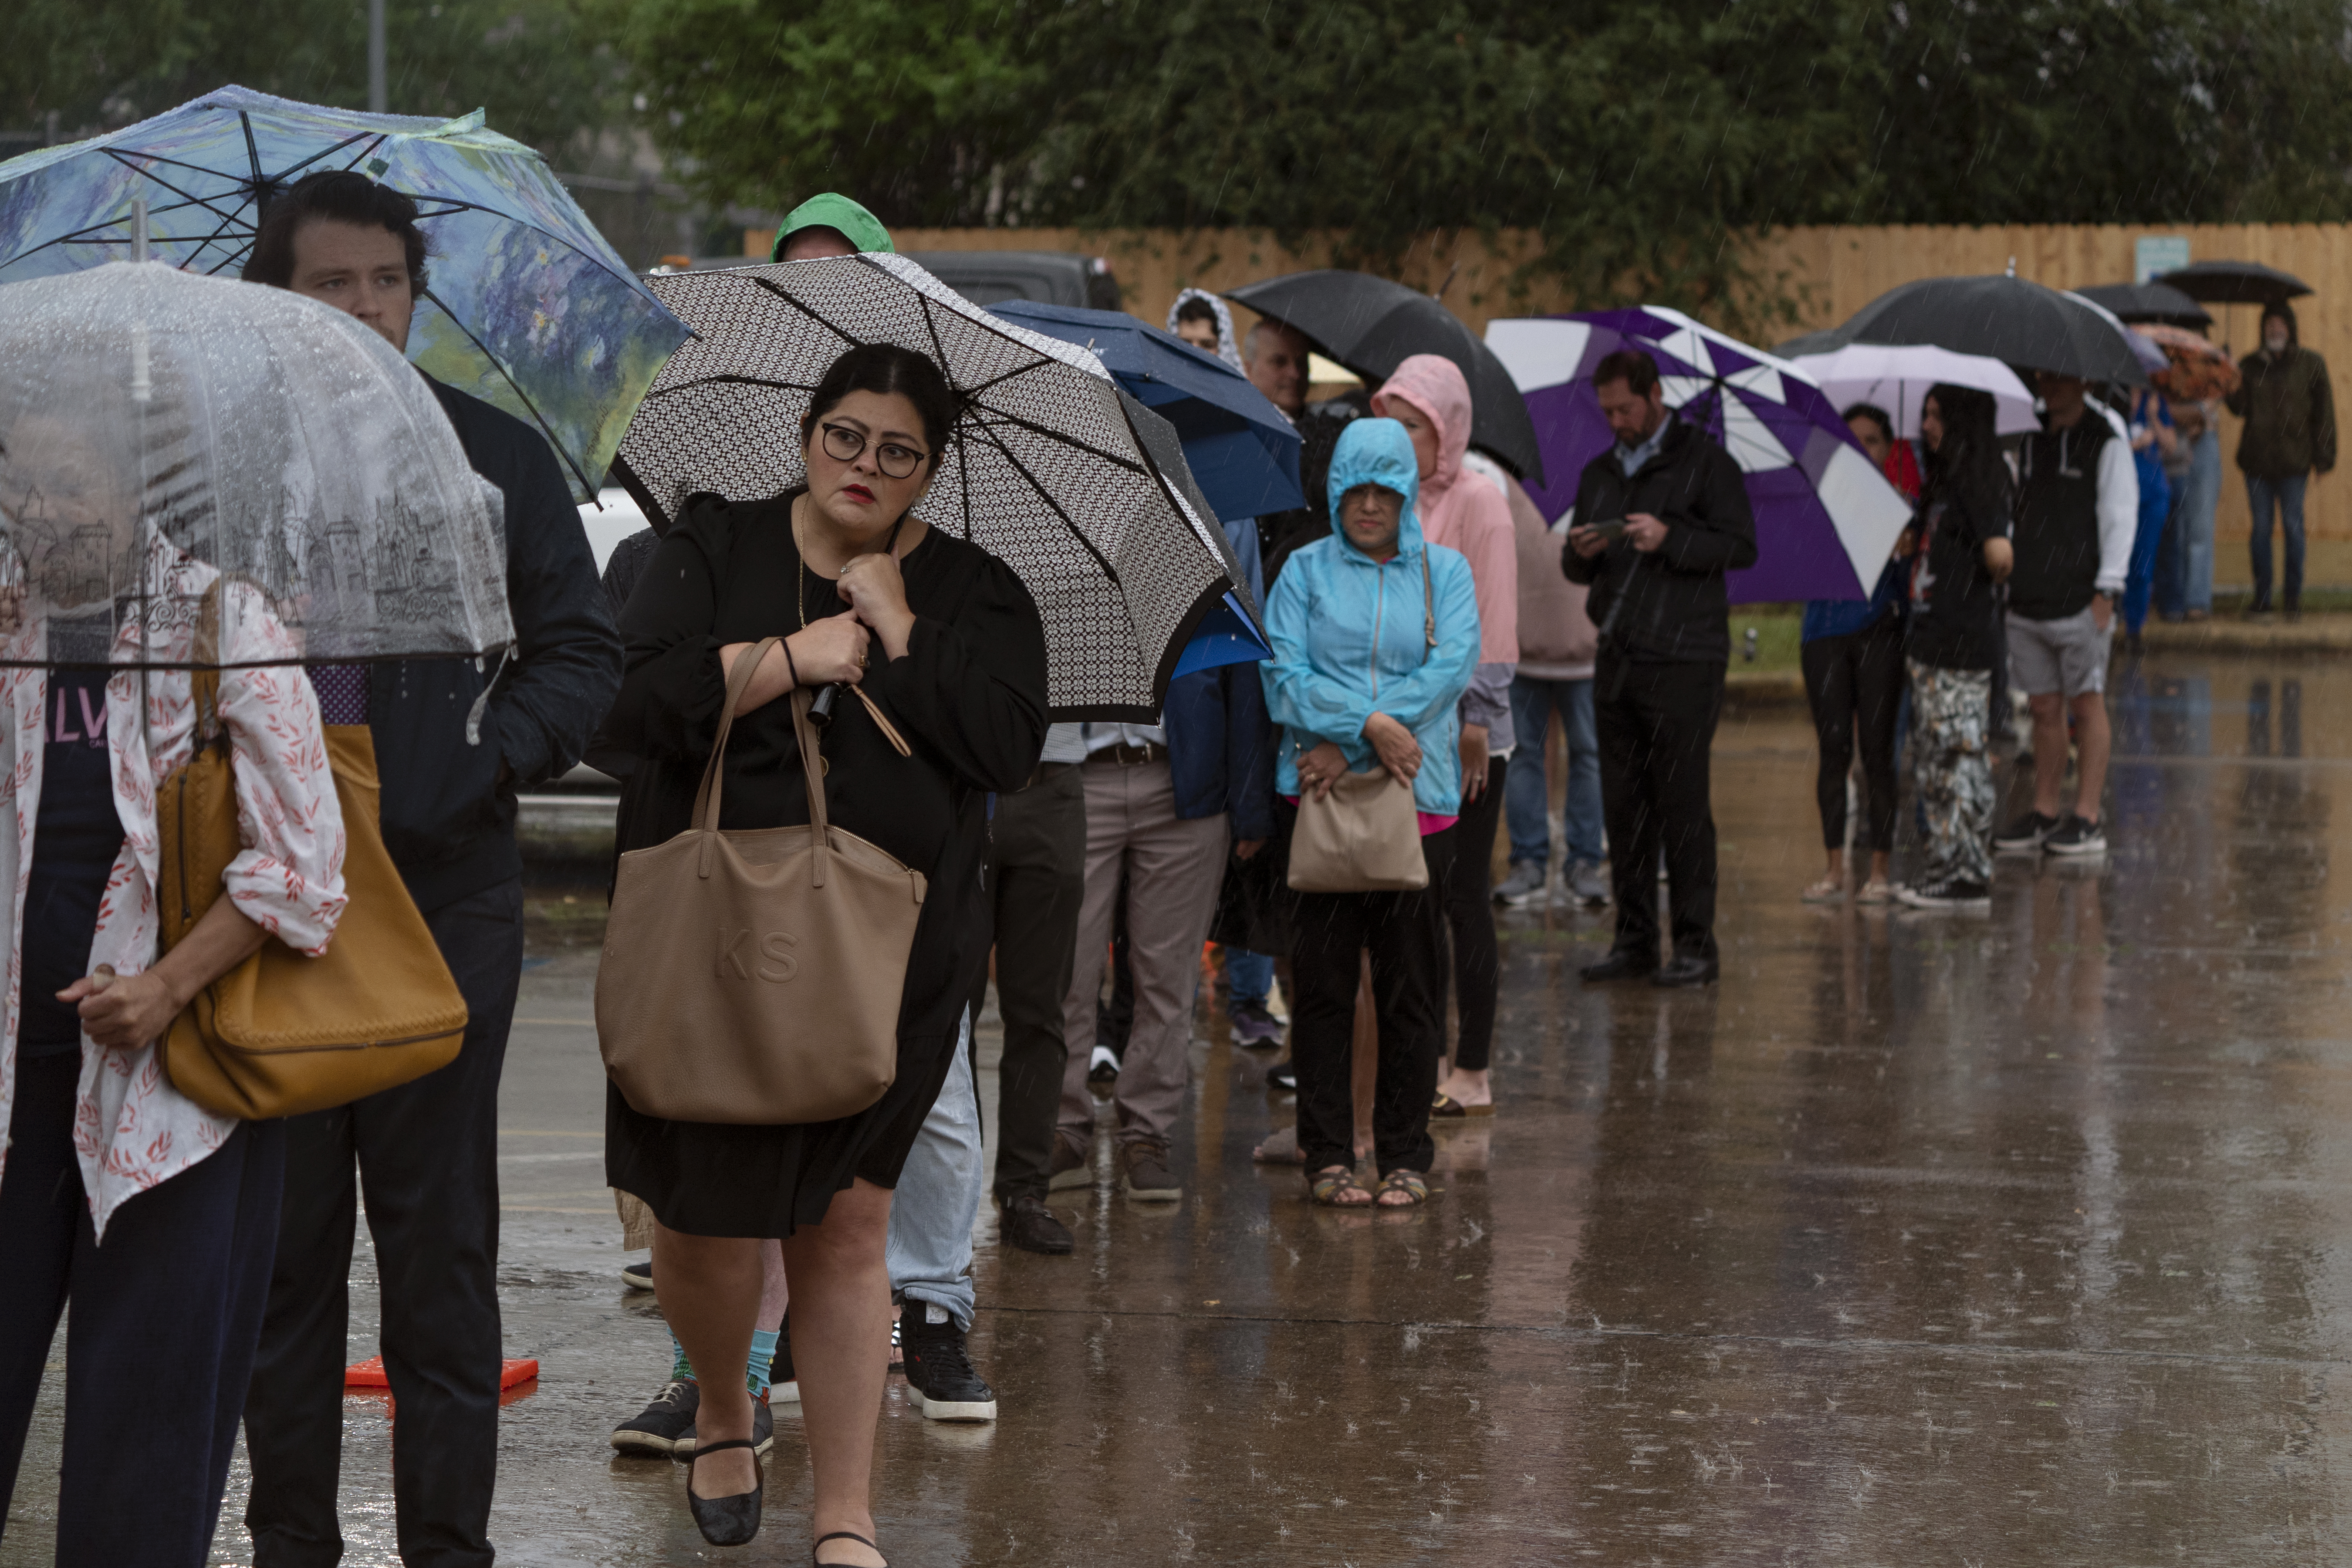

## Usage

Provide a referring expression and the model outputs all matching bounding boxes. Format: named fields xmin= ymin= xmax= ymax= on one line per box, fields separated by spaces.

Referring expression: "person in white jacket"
xmin=1991 ymin=372 xmax=2136 ymax=859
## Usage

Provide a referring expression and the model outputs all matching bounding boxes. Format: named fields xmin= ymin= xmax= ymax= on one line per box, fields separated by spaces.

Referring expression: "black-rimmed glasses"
xmin=818 ymin=422 xmax=929 ymax=480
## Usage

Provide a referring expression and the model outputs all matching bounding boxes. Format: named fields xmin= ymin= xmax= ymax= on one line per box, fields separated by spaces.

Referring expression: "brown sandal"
xmin=1374 ymin=1169 xmax=1429 ymax=1206
xmin=1309 ymin=1165 xmax=1372 ymax=1206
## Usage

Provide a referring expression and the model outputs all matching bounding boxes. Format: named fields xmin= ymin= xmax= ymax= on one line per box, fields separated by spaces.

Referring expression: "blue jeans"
xmin=2246 ymin=472 xmax=2308 ymax=610
xmin=1504 ymin=674 xmax=1604 ymax=868
xmin=1225 ymin=948 xmax=1274 ymax=1004
xmin=886 ymin=1011 xmax=980 ymax=1332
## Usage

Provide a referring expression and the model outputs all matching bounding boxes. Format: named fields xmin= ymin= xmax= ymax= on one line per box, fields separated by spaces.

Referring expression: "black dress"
xmin=599 ymin=491 xmax=1048 ymax=1237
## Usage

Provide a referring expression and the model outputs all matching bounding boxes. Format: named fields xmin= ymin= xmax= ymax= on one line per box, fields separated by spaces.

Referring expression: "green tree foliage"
xmin=4 ymin=0 xmax=626 ymax=157
xmin=601 ymin=0 xmax=2352 ymax=317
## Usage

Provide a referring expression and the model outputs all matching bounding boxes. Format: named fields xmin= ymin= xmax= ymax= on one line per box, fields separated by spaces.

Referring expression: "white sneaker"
xmin=1491 ymin=862 xmax=1546 ymax=905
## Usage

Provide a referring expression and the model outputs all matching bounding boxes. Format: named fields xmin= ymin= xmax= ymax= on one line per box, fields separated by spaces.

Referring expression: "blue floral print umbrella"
xmin=0 ymin=85 xmax=688 ymax=501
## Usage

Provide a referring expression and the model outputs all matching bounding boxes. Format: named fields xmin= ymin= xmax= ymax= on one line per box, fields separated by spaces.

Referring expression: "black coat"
xmin=368 ymin=378 xmax=622 ymax=912
xmin=1560 ymin=418 xmax=1757 ymax=664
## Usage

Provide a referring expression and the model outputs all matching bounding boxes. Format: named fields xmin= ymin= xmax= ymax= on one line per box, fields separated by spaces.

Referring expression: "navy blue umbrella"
xmin=988 ymin=300 xmax=1304 ymax=523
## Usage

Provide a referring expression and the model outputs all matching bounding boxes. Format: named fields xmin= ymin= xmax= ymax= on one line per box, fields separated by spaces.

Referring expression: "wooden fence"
xmin=784 ymin=223 xmax=2352 ymax=585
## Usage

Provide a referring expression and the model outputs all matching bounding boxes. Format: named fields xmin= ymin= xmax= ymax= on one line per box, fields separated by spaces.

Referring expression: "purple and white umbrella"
xmin=1484 ymin=307 xmax=1913 ymax=602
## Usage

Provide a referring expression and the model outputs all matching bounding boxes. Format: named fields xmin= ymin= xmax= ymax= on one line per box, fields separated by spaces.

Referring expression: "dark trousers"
xmin=244 ymin=877 xmax=524 ymax=1568
xmin=0 ymin=1053 xmax=284 ymax=1568
xmin=1290 ymin=825 xmax=1454 ymax=1176
xmin=1799 ymin=617 xmax=1904 ymax=853
xmin=974 ymin=766 xmax=1087 ymax=1203
xmin=1596 ymin=656 xmax=1725 ymax=963
xmin=1441 ymin=756 xmax=1507 ymax=1071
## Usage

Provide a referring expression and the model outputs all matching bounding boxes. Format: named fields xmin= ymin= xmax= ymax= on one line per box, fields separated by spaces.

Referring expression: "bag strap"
xmin=790 ymin=686 xmax=831 ymax=889
xmin=692 ymin=636 xmax=781 ymax=876
xmin=1420 ymin=545 xmax=1436 ymax=654
xmin=192 ymin=580 xmax=225 ymax=743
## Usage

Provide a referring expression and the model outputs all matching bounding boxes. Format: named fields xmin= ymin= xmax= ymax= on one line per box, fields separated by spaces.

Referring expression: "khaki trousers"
xmin=1058 ymin=759 xmax=1229 ymax=1149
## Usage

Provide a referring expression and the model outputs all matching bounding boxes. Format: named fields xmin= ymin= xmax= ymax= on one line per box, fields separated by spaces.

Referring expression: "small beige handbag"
xmin=1286 ymin=546 xmax=1438 ymax=895
xmin=597 ymin=641 xmax=927 ymax=1125
xmin=1287 ymin=766 xmax=1429 ymax=892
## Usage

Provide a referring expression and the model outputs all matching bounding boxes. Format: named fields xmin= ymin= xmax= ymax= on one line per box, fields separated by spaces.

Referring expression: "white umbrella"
xmin=1779 ymin=342 xmax=2038 ymax=439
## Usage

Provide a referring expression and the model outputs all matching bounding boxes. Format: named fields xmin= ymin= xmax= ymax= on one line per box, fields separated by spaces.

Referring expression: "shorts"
xmin=2007 ymin=605 xmax=2109 ymax=698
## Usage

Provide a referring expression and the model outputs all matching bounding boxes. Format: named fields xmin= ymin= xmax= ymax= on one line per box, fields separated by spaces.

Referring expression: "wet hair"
xmin=1594 ymin=348 xmax=1660 ymax=398
xmin=801 ymin=343 xmax=960 ymax=463
xmin=1175 ymin=297 xmax=1219 ymax=328
xmin=1243 ymin=317 xmax=1304 ymax=364
xmin=1842 ymin=402 xmax=1895 ymax=443
xmin=243 ymin=171 xmax=430 ymax=293
xmin=1920 ymin=383 xmax=2008 ymax=510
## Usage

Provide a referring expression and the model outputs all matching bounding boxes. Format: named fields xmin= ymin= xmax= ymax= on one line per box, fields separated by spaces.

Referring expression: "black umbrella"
xmin=1223 ymin=270 xmax=1545 ymax=484
xmin=2072 ymin=281 xmax=2213 ymax=330
xmin=613 ymin=254 xmax=1246 ymax=720
xmin=1836 ymin=274 xmax=2149 ymax=386
xmin=2155 ymin=260 xmax=2312 ymax=307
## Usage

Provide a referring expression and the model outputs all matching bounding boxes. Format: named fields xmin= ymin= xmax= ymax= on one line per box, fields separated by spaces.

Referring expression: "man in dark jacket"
xmin=238 ymin=171 xmax=620 ymax=1568
xmin=2225 ymin=301 xmax=2336 ymax=617
xmin=1564 ymin=349 xmax=1757 ymax=988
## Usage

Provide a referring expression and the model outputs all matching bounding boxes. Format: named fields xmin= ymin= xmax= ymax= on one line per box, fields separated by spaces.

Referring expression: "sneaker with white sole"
xmin=1228 ymin=997 xmax=1283 ymax=1046
xmin=1087 ymin=1044 xmax=1120 ymax=1083
xmin=1119 ymin=1138 xmax=1182 ymax=1201
xmin=1994 ymin=810 xmax=2059 ymax=852
xmin=610 ymin=1379 xmax=700 ymax=1456
xmin=1491 ymin=862 xmax=1546 ymax=906
xmin=620 ymin=1258 xmax=654 ymax=1293
xmin=2043 ymin=814 xmax=2106 ymax=855
xmin=1565 ymin=858 xmax=1610 ymax=906
xmin=1898 ymin=876 xmax=1992 ymax=911
xmin=899 ymin=1304 xmax=997 ymax=1422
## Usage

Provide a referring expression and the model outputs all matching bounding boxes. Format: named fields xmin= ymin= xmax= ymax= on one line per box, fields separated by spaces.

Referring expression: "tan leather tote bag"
xmin=1286 ymin=547 xmax=1437 ymax=894
xmin=597 ymin=640 xmax=927 ymax=1125
xmin=158 ymin=589 xmax=470 ymax=1119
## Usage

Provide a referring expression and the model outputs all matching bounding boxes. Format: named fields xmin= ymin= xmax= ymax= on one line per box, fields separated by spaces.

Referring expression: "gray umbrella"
xmin=2073 ymin=281 xmax=2213 ymax=329
xmin=2155 ymin=260 xmax=2312 ymax=307
xmin=1835 ymin=274 xmax=2149 ymax=386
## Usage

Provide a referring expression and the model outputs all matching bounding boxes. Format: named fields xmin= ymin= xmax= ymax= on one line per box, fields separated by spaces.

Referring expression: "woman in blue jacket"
xmin=1264 ymin=419 xmax=1480 ymax=1208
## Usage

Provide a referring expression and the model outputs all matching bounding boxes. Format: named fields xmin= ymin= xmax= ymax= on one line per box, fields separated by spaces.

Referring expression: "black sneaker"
xmin=1228 ymin=997 xmax=1284 ymax=1047
xmin=610 ymin=1378 xmax=700 ymax=1456
xmin=1268 ymin=1060 xmax=1297 ymax=1091
xmin=1000 ymin=1194 xmax=1075 ymax=1254
xmin=679 ymin=1394 xmax=774 ymax=1458
xmin=899 ymin=1306 xmax=998 ymax=1422
xmin=770 ymin=1314 xmax=799 ymax=1405
xmin=1993 ymin=811 xmax=2059 ymax=852
xmin=2043 ymin=814 xmax=2106 ymax=856
xmin=620 ymin=1258 xmax=655 ymax=1293
xmin=1898 ymin=876 xmax=1992 ymax=911
xmin=1087 ymin=1044 xmax=1121 ymax=1083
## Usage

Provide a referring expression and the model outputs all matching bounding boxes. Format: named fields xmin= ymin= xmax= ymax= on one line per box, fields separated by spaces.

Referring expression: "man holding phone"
xmin=1563 ymin=349 xmax=1756 ymax=987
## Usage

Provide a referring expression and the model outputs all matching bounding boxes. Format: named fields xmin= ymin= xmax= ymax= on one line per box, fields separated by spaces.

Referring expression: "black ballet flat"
xmin=814 ymin=1528 xmax=887 ymax=1565
xmin=686 ymin=1436 xmax=763 ymax=1547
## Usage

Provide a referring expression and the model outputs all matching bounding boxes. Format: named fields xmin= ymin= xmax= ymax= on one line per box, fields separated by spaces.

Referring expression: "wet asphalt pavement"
xmin=8 ymin=648 xmax=2351 ymax=1565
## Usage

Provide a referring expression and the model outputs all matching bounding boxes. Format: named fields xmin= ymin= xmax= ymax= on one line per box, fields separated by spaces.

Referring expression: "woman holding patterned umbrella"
xmin=600 ymin=343 xmax=1047 ymax=1560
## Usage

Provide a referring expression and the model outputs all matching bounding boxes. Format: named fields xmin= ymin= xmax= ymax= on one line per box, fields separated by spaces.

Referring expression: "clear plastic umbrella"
xmin=0 ymin=260 xmax=512 ymax=667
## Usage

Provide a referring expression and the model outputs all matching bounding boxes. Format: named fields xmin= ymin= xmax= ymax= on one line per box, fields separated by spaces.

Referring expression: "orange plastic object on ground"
xmin=345 ymin=1356 xmax=538 ymax=1390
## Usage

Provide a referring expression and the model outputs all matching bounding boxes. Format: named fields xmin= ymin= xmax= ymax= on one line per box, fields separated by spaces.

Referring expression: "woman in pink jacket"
xmin=1372 ymin=355 xmax=1518 ymax=1116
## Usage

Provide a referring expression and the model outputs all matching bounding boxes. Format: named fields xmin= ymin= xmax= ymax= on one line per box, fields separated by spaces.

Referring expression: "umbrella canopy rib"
xmin=956 ymin=417 xmax=1122 ymax=582
xmin=416 ymin=285 xmax=597 ymax=496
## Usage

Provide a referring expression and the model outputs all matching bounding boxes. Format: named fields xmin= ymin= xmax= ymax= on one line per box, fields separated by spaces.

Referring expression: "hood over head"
xmin=2262 ymin=300 xmax=2301 ymax=349
xmin=1372 ymin=352 xmax=1472 ymax=496
xmin=1325 ymin=417 xmax=1424 ymax=562
xmin=1168 ymin=287 xmax=1245 ymax=372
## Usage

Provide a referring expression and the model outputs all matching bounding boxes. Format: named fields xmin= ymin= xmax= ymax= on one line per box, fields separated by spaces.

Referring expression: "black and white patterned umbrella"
xmin=612 ymin=253 xmax=1250 ymax=720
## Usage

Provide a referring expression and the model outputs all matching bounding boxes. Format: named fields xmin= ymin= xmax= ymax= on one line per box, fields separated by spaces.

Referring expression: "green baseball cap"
xmin=770 ymin=193 xmax=894 ymax=260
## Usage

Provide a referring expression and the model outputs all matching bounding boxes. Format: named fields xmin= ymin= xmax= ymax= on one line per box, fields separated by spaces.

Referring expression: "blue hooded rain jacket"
xmin=1263 ymin=418 xmax=1482 ymax=819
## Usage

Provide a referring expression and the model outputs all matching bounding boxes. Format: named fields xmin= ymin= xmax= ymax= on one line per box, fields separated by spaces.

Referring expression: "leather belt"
xmin=1086 ymin=741 xmax=1167 ymax=767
